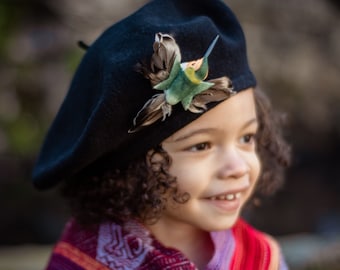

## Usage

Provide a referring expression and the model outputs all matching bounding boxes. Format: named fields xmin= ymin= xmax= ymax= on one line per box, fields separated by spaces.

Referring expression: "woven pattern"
xmin=46 ymin=218 xmax=282 ymax=270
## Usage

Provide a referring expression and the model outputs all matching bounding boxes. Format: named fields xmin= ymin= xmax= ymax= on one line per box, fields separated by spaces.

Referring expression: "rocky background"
xmin=0 ymin=0 xmax=339 ymax=269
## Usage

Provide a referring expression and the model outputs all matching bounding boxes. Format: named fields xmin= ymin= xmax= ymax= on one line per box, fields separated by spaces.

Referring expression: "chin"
xmin=205 ymin=214 xmax=240 ymax=232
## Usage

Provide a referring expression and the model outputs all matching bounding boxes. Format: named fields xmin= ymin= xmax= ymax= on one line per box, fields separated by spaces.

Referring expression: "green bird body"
xmin=153 ymin=35 xmax=219 ymax=110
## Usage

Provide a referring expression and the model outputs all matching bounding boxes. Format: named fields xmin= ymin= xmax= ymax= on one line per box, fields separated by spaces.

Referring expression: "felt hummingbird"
xmin=153 ymin=35 xmax=219 ymax=110
xmin=129 ymin=33 xmax=234 ymax=133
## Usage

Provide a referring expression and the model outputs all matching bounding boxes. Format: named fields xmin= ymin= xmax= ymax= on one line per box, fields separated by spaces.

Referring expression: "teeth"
xmin=217 ymin=195 xmax=225 ymax=200
xmin=210 ymin=192 xmax=242 ymax=201
xmin=226 ymin=194 xmax=235 ymax=200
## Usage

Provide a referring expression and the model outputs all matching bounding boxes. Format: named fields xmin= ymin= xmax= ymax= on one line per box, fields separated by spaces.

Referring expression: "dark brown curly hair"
xmin=60 ymin=88 xmax=290 ymax=225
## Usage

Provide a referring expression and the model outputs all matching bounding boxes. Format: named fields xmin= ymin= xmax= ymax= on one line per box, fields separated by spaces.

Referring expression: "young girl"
xmin=33 ymin=0 xmax=290 ymax=269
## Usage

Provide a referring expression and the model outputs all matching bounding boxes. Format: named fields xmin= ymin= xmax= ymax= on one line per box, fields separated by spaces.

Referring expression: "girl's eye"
xmin=240 ymin=134 xmax=255 ymax=144
xmin=187 ymin=142 xmax=211 ymax=152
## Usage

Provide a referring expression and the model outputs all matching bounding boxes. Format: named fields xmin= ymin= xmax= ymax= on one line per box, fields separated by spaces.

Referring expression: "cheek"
xmin=169 ymin=157 xmax=208 ymax=192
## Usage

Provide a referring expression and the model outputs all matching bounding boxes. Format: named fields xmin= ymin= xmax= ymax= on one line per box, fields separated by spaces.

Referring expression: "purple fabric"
xmin=206 ymin=230 xmax=235 ymax=269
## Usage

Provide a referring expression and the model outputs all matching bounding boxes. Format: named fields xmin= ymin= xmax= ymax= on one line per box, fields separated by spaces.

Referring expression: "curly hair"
xmin=60 ymin=88 xmax=290 ymax=225
xmin=253 ymin=88 xmax=291 ymax=198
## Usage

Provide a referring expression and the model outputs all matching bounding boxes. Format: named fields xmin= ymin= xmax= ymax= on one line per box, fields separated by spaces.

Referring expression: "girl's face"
xmin=159 ymin=88 xmax=260 ymax=232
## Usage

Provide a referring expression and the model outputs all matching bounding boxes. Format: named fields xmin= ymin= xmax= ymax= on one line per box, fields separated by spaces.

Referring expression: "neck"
xmin=145 ymin=220 xmax=214 ymax=269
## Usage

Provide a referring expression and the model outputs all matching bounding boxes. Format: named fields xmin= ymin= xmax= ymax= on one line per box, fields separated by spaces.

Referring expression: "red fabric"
xmin=230 ymin=219 xmax=272 ymax=270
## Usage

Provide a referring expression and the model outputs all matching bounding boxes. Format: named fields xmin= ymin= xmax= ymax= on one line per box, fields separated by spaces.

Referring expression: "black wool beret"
xmin=32 ymin=0 xmax=256 ymax=189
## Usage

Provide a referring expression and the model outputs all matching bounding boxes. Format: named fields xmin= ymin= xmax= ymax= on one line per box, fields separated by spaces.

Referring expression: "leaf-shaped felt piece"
xmin=153 ymin=58 xmax=181 ymax=91
xmin=180 ymin=81 xmax=215 ymax=110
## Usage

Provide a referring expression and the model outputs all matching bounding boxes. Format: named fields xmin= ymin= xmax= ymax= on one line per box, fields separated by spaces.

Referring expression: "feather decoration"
xmin=189 ymin=76 xmax=235 ymax=112
xmin=129 ymin=93 xmax=171 ymax=133
xmin=140 ymin=33 xmax=181 ymax=86
xmin=130 ymin=33 xmax=235 ymax=133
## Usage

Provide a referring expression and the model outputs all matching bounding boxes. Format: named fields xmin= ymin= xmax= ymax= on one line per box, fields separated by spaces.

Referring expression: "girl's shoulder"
xmin=44 ymin=219 xmax=105 ymax=270
xmin=232 ymin=218 xmax=280 ymax=248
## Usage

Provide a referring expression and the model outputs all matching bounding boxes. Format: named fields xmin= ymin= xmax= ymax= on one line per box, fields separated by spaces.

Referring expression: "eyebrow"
xmin=243 ymin=118 xmax=258 ymax=130
xmin=172 ymin=117 xmax=258 ymax=142
xmin=172 ymin=128 xmax=217 ymax=142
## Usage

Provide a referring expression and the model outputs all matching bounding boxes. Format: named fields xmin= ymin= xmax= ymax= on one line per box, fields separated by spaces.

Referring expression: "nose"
xmin=217 ymin=147 xmax=249 ymax=180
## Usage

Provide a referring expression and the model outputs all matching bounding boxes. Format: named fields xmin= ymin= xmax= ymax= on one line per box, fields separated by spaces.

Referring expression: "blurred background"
xmin=0 ymin=0 xmax=339 ymax=269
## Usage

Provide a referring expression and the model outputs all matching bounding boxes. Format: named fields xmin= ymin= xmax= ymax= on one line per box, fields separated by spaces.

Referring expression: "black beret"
xmin=32 ymin=0 xmax=256 ymax=189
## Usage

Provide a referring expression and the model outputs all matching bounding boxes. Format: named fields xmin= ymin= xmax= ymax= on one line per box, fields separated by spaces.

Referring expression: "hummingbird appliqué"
xmin=129 ymin=33 xmax=234 ymax=133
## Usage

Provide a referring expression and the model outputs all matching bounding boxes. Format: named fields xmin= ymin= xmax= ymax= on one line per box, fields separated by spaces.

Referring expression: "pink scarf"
xmin=46 ymin=218 xmax=286 ymax=269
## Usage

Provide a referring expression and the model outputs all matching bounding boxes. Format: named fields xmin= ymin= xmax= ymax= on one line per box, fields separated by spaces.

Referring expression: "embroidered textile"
xmin=45 ymin=218 xmax=286 ymax=270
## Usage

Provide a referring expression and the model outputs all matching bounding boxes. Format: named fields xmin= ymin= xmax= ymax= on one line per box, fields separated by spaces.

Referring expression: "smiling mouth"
xmin=209 ymin=192 xmax=241 ymax=201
